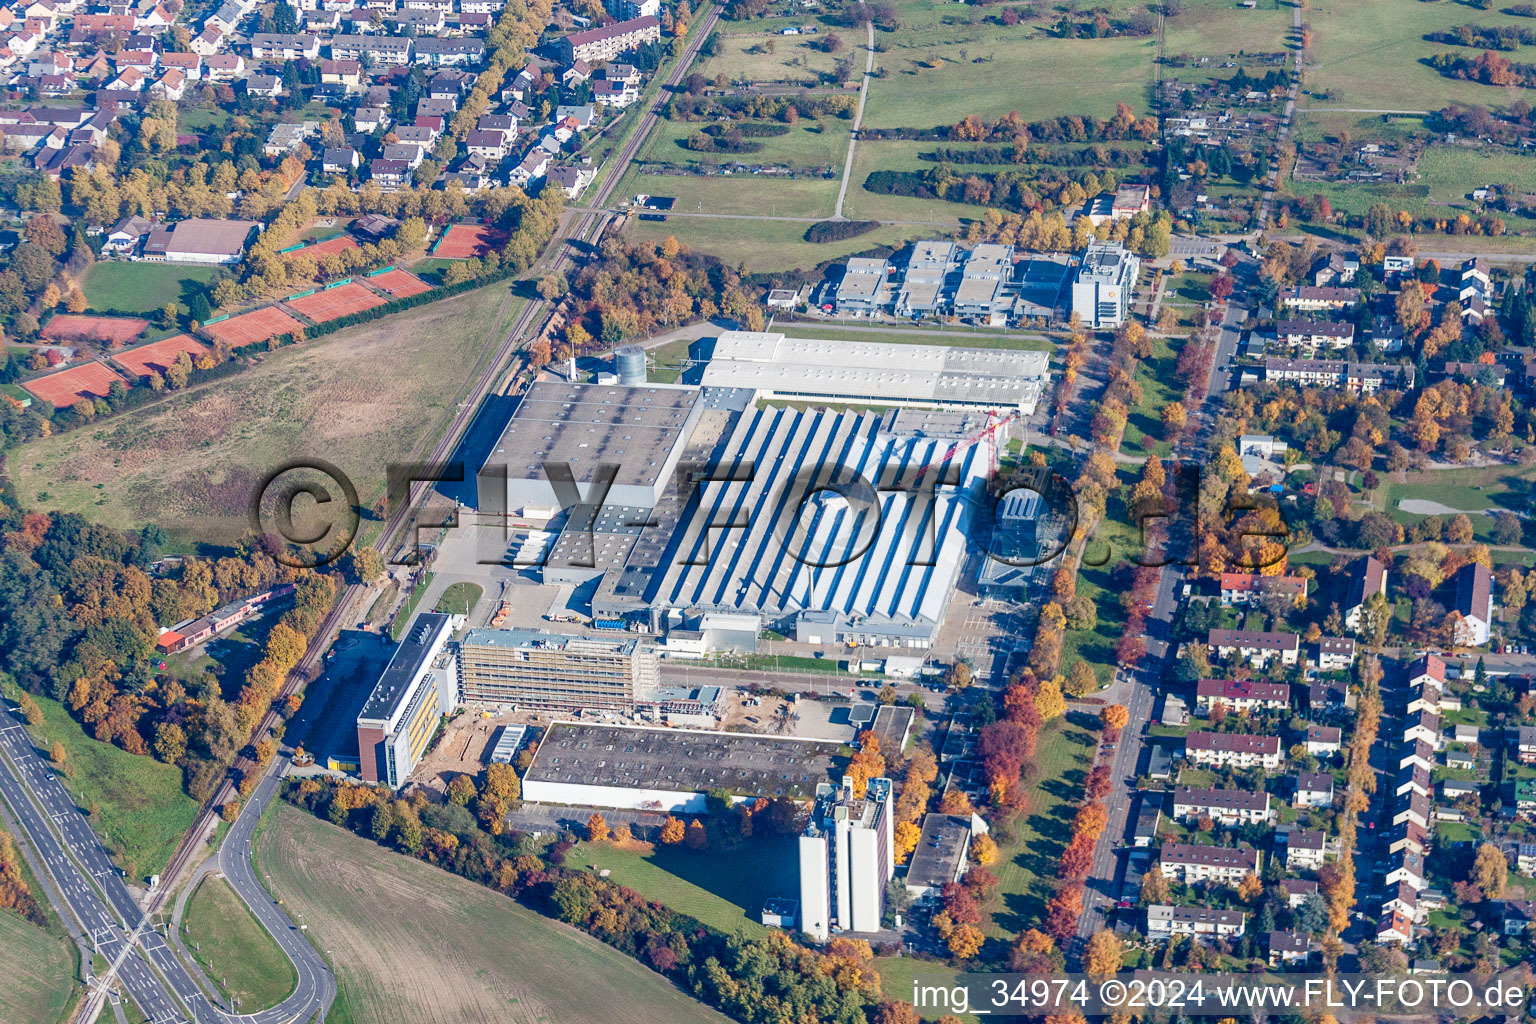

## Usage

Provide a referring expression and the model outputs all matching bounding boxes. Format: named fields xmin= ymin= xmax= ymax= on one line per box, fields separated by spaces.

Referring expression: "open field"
xmin=1301 ymin=0 xmax=1536 ymax=115
xmin=1301 ymin=146 xmax=1536 ymax=233
xmin=21 ymin=695 xmax=197 ymax=884
xmin=1121 ymin=334 xmax=1180 ymax=458
xmin=21 ymin=362 xmax=128 ymax=407
xmin=615 ymin=168 xmax=839 ymax=218
xmin=841 ymin=141 xmax=989 ymax=224
xmin=41 ymin=314 xmax=149 ymax=346
xmin=642 ymin=118 xmax=851 ymax=171
xmin=0 ymin=910 xmax=79 ymax=1024
xmin=700 ymin=21 xmax=851 ymax=82
xmin=862 ymin=6 xmax=1156 ymax=127
xmin=567 ymin=837 xmax=798 ymax=938
xmin=179 ymin=875 xmax=296 ymax=1012
xmin=81 ymin=263 xmax=219 ymax=314
xmin=622 ymin=215 xmax=923 ymax=272
xmin=9 ymin=282 xmax=522 ymax=545
xmin=1162 ymin=0 xmax=1291 ymax=57
xmin=259 ymin=804 xmax=732 ymax=1024
xmin=1061 ymin=468 xmax=1141 ymax=688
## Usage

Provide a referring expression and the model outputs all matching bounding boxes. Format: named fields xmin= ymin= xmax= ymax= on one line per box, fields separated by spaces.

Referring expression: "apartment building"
xmin=1158 ymin=842 xmax=1259 ymax=885
xmin=1207 ymin=629 xmax=1300 ymax=667
xmin=1184 ymin=731 xmax=1284 ymax=770
xmin=1170 ymin=786 xmax=1274 ymax=826
xmin=1196 ymin=679 xmax=1290 ymax=714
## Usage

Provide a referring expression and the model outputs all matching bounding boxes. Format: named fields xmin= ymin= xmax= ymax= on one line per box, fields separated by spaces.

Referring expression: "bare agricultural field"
xmin=1161 ymin=0 xmax=1291 ymax=61
xmin=700 ymin=24 xmax=851 ymax=82
xmin=260 ymin=804 xmax=732 ymax=1024
xmin=7 ymin=282 xmax=521 ymax=546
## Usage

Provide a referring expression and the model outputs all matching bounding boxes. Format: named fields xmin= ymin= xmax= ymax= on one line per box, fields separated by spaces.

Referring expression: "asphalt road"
xmin=0 ymin=708 xmax=330 ymax=1024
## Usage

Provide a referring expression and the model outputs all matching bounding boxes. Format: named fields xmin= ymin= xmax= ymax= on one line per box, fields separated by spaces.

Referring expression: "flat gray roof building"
xmin=477 ymin=381 xmax=703 ymax=514
xmin=905 ymin=812 xmax=974 ymax=896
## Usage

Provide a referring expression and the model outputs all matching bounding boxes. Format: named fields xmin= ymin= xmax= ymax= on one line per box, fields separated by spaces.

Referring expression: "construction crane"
xmin=905 ymin=409 xmax=1019 ymax=488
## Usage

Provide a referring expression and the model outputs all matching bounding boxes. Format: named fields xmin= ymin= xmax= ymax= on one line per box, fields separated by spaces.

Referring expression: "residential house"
xmin=1158 ymin=842 xmax=1259 ymax=885
xmin=413 ymin=37 xmax=484 ymax=66
xmin=1384 ymin=822 xmax=1429 ymax=857
xmin=1264 ymin=357 xmax=1414 ymax=393
xmin=464 ymin=129 xmax=506 ymax=161
xmin=1218 ymin=573 xmax=1306 ymax=607
xmin=1383 ymin=882 xmax=1420 ymax=922
xmin=1196 ymin=679 xmax=1290 ymax=715
xmin=1276 ymin=319 xmax=1354 ymax=355
xmin=1146 ymin=905 xmax=1245 ymax=941
xmin=1384 ymin=849 xmax=1426 ymax=889
xmin=1391 ymin=792 xmax=1434 ymax=831
xmin=1304 ymin=725 xmax=1342 ymax=756
xmin=149 ymin=67 xmax=185 ymax=100
xmin=1281 ymin=285 xmax=1360 ymax=311
xmin=1453 ymin=562 xmax=1493 ymax=647
xmin=321 ymin=146 xmax=358 ymax=174
xmin=553 ymin=15 xmax=660 ymax=63
xmin=1284 ymin=828 xmax=1326 ymax=871
xmin=1293 ymin=771 xmax=1334 ymax=808
xmin=1404 ymin=710 xmax=1442 ymax=750
xmin=593 ymin=77 xmax=638 ymax=108
xmin=1282 ymin=879 xmax=1319 ymax=908
xmin=1515 ymin=726 xmax=1536 ymax=766
xmin=547 ymin=165 xmax=594 ymax=199
xmin=1500 ymin=899 xmax=1536 ymax=937
xmin=1310 ymin=252 xmax=1359 ymax=286
xmin=1400 ymin=740 xmax=1435 ymax=774
xmin=369 ymin=158 xmax=411 ymax=187
xmin=250 ymin=32 xmax=319 ymax=59
xmin=1396 ymin=764 xmax=1431 ymax=800
xmin=1169 ymin=786 xmax=1273 ymax=826
xmin=1343 ymin=556 xmax=1386 ymax=631
xmin=101 ymin=214 xmax=151 ymax=255
xmin=1184 ymin=731 xmax=1284 ymax=771
xmin=320 ymin=58 xmax=361 ymax=91
xmin=509 ymin=148 xmax=548 ymax=186
xmin=1376 ymin=911 xmax=1413 ymax=946
xmin=1207 ymin=629 xmax=1300 ymax=667
xmin=203 ymin=53 xmax=244 ymax=79
xmin=246 ymin=73 xmax=281 ymax=97
xmin=1315 ymin=636 xmax=1356 ymax=671
xmin=1268 ymin=931 xmax=1310 ymax=967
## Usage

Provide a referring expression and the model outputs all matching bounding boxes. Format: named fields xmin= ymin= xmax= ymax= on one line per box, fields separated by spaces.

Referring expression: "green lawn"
xmin=622 ymin=215 xmax=919 ymax=274
xmin=21 ymin=694 xmax=198 ymax=885
xmin=260 ymin=804 xmax=729 ymax=1024
xmin=1121 ymin=334 xmax=1180 ymax=459
xmin=1301 ymin=0 xmax=1536 ymax=117
xmin=1061 ymin=469 xmax=1141 ymax=688
xmin=614 ymin=169 xmax=839 ymax=219
xmin=0 ymin=909 xmax=79 ymax=1024
xmin=862 ymin=12 xmax=1157 ymax=127
xmin=984 ymin=717 xmax=1096 ymax=940
xmin=433 ymin=581 xmax=482 ymax=618
xmin=642 ymin=118 xmax=852 ymax=171
xmin=179 ymin=875 xmax=297 ymax=1012
xmin=568 ymin=837 xmax=799 ymax=939
xmin=81 ymin=262 xmax=219 ymax=315
xmin=391 ymin=572 xmax=435 ymax=640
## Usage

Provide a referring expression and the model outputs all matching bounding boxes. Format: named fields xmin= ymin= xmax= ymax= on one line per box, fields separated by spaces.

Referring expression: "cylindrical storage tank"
xmin=614 ymin=344 xmax=647 ymax=385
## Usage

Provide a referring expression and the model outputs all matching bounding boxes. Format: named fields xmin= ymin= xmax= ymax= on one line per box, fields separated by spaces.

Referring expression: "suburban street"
xmin=0 ymin=706 xmax=331 ymax=1024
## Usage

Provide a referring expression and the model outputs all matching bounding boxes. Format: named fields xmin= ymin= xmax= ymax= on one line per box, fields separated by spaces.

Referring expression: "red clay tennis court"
xmin=285 ymin=282 xmax=386 ymax=323
xmin=41 ymin=314 xmax=150 ymax=346
xmin=22 ymin=362 xmax=129 ymax=406
xmin=281 ymin=235 xmax=360 ymax=261
xmin=204 ymin=306 xmax=304 ymax=347
xmin=112 ymin=334 xmax=210 ymax=379
xmin=367 ymin=268 xmax=432 ymax=298
xmin=433 ymin=223 xmax=506 ymax=259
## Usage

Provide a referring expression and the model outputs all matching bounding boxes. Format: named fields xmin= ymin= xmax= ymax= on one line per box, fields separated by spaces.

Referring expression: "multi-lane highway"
xmin=0 ymin=707 xmax=332 ymax=1024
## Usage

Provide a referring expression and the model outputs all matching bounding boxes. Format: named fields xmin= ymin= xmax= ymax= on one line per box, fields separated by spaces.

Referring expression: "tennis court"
xmin=22 ymin=362 xmax=129 ymax=406
xmin=203 ymin=306 xmax=304 ymax=346
xmin=112 ymin=334 xmax=210 ymax=379
xmin=285 ymin=282 xmax=386 ymax=323
xmin=282 ymin=236 xmax=360 ymax=261
xmin=433 ymin=223 xmax=506 ymax=259
xmin=368 ymin=268 xmax=432 ymax=298
xmin=40 ymin=314 xmax=150 ymax=346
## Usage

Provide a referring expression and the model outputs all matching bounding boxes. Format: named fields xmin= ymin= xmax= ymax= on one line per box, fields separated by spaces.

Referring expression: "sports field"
xmin=21 ymin=362 xmax=128 ymax=407
xmin=179 ymin=875 xmax=296 ymax=1012
xmin=259 ymin=804 xmax=731 ymax=1024
xmin=112 ymin=335 xmax=210 ymax=379
xmin=0 ymin=910 xmax=79 ymax=1024
xmin=367 ymin=268 xmax=431 ymax=298
xmin=433 ymin=223 xmax=507 ymax=259
xmin=203 ymin=306 xmax=305 ymax=347
xmin=40 ymin=314 xmax=149 ymax=346
xmin=281 ymin=236 xmax=360 ymax=261
xmin=285 ymin=282 xmax=386 ymax=324
xmin=80 ymin=262 xmax=219 ymax=315
xmin=10 ymin=282 xmax=523 ymax=545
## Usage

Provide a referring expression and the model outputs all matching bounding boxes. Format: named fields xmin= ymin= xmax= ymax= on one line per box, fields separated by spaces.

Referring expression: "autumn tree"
xmin=1100 ymin=704 xmax=1129 ymax=740
xmin=947 ymin=922 xmax=984 ymax=960
xmin=587 ymin=812 xmax=610 ymax=842
xmin=660 ymin=816 xmax=686 ymax=844
xmin=49 ymin=741 xmax=65 ymax=767
xmin=1084 ymin=929 xmax=1124 ymax=975
xmin=971 ymin=833 xmax=998 ymax=866
xmin=1473 ymin=842 xmax=1507 ymax=898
